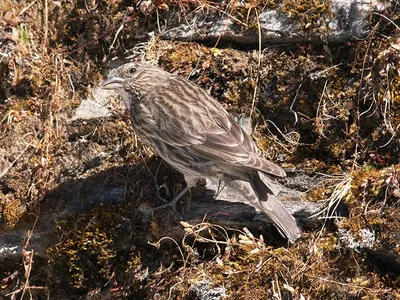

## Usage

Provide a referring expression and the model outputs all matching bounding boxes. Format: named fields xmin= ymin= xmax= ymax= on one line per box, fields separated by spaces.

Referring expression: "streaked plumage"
xmin=101 ymin=62 xmax=301 ymax=243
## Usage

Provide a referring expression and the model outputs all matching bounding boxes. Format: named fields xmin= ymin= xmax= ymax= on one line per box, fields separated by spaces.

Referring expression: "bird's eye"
xmin=129 ymin=67 xmax=136 ymax=74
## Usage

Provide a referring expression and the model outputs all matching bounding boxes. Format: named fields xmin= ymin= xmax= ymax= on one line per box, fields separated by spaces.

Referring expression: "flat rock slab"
xmin=0 ymin=174 xmax=324 ymax=260
xmin=137 ymin=0 xmax=387 ymax=45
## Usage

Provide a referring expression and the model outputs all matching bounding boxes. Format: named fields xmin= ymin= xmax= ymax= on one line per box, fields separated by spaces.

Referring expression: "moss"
xmin=18 ymin=23 xmax=29 ymax=47
xmin=47 ymin=209 xmax=119 ymax=289
xmin=281 ymin=0 xmax=334 ymax=32
xmin=0 ymin=196 xmax=26 ymax=228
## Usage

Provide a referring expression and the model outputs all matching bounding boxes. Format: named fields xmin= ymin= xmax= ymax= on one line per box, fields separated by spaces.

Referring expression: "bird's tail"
xmin=228 ymin=174 xmax=301 ymax=243
xmin=258 ymin=194 xmax=301 ymax=243
xmin=252 ymin=171 xmax=301 ymax=243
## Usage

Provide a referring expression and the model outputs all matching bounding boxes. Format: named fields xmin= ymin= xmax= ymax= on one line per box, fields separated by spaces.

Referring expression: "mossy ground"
xmin=0 ymin=1 xmax=399 ymax=299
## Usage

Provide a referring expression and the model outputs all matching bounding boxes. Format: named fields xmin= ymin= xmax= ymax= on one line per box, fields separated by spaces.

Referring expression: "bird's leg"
xmin=146 ymin=185 xmax=191 ymax=218
xmin=155 ymin=182 xmax=173 ymax=204
xmin=146 ymin=176 xmax=202 ymax=219
xmin=163 ymin=185 xmax=191 ymax=210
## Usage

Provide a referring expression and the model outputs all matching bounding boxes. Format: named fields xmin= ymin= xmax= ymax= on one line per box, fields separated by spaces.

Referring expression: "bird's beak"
xmin=101 ymin=77 xmax=125 ymax=90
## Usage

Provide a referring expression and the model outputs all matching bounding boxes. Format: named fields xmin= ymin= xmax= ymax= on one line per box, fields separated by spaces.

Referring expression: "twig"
xmin=19 ymin=0 xmax=38 ymax=15
xmin=109 ymin=14 xmax=128 ymax=51
xmin=248 ymin=9 xmax=262 ymax=132
xmin=372 ymin=12 xmax=400 ymax=32
xmin=315 ymin=79 xmax=329 ymax=138
xmin=0 ymin=134 xmax=34 ymax=180
xmin=204 ymin=3 xmax=248 ymax=27
xmin=44 ymin=0 xmax=48 ymax=45
xmin=148 ymin=236 xmax=187 ymax=268
xmin=309 ymin=275 xmax=392 ymax=293
xmin=290 ymin=77 xmax=304 ymax=125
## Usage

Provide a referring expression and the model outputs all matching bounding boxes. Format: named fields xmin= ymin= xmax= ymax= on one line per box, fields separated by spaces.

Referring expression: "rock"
xmin=141 ymin=0 xmax=387 ymax=45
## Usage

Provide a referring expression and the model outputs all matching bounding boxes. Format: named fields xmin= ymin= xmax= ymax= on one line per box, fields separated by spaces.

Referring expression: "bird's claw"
xmin=144 ymin=184 xmax=191 ymax=222
xmin=156 ymin=183 xmax=173 ymax=204
xmin=144 ymin=197 xmax=183 ymax=220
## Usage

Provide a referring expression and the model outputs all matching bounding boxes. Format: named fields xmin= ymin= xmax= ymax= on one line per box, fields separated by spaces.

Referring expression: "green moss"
xmin=0 ymin=196 xmax=26 ymax=228
xmin=47 ymin=209 xmax=119 ymax=289
xmin=18 ymin=23 xmax=29 ymax=46
xmin=281 ymin=0 xmax=334 ymax=32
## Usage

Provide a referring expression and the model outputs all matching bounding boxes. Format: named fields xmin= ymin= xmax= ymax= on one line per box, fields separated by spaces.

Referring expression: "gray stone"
xmin=150 ymin=0 xmax=386 ymax=45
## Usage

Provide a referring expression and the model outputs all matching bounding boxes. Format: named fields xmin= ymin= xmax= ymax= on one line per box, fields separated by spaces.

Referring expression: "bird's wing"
xmin=191 ymin=115 xmax=286 ymax=178
xmin=146 ymin=82 xmax=285 ymax=178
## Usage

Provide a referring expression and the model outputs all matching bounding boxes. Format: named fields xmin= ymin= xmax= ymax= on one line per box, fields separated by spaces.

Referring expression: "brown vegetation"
xmin=0 ymin=0 xmax=399 ymax=299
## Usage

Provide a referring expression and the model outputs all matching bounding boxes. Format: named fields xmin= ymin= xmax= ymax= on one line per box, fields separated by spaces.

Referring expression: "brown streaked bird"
xmin=101 ymin=62 xmax=301 ymax=243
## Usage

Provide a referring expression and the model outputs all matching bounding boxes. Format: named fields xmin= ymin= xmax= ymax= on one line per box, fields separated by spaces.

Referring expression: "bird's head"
xmin=101 ymin=62 xmax=138 ymax=90
xmin=101 ymin=62 xmax=167 ymax=95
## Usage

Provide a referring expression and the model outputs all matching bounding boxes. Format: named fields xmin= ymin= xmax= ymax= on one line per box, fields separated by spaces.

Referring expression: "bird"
xmin=100 ymin=62 xmax=301 ymax=243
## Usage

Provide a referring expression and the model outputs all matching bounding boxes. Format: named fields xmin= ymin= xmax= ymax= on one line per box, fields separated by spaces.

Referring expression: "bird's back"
xmin=130 ymin=68 xmax=286 ymax=179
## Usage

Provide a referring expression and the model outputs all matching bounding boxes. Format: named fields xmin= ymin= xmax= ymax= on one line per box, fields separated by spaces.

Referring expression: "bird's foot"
xmin=156 ymin=183 xmax=174 ymax=204
xmin=145 ymin=196 xmax=182 ymax=219
xmin=145 ymin=185 xmax=191 ymax=220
